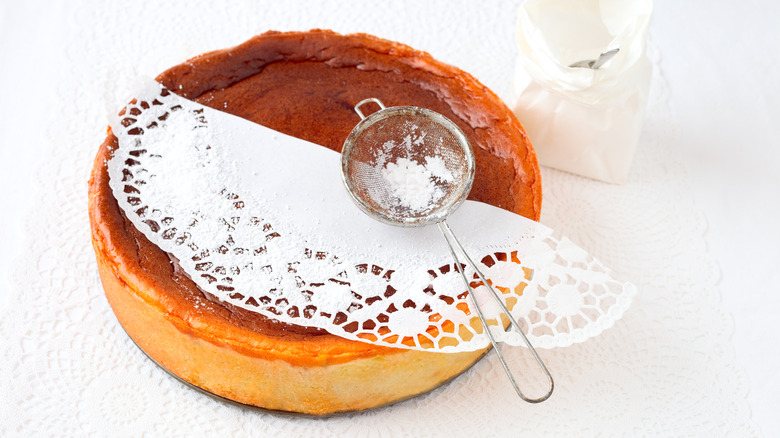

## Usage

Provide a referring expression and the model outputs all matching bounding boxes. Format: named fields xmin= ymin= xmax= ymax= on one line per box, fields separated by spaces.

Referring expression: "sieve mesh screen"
xmin=342 ymin=106 xmax=474 ymax=226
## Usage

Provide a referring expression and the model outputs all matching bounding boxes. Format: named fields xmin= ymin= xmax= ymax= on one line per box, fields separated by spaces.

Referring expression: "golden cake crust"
xmin=89 ymin=29 xmax=541 ymax=414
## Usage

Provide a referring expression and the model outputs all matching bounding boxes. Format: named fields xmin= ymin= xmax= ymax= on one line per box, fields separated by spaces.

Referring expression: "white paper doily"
xmin=105 ymin=80 xmax=633 ymax=352
xmin=0 ymin=0 xmax=758 ymax=436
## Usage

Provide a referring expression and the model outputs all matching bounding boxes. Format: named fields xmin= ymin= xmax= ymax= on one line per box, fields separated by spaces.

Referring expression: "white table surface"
xmin=1 ymin=1 xmax=778 ymax=436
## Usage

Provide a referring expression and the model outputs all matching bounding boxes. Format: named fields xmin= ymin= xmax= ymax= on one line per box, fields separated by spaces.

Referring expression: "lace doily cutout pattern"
xmin=107 ymin=82 xmax=634 ymax=352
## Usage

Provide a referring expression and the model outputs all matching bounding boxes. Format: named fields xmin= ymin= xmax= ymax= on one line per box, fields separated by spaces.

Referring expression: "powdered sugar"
xmin=424 ymin=156 xmax=454 ymax=182
xmin=380 ymin=157 xmax=453 ymax=212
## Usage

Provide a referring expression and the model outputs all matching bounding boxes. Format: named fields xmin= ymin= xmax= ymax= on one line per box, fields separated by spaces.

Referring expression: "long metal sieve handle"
xmin=437 ymin=221 xmax=554 ymax=403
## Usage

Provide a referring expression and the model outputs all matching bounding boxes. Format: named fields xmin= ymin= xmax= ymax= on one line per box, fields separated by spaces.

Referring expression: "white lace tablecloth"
xmin=0 ymin=0 xmax=776 ymax=436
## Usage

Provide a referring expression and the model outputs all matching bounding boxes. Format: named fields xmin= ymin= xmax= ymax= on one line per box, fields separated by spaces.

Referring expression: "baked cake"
xmin=88 ymin=30 xmax=542 ymax=414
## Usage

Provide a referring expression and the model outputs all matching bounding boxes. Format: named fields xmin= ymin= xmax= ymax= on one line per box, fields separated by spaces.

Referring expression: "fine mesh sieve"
xmin=341 ymin=98 xmax=474 ymax=227
xmin=341 ymin=98 xmax=554 ymax=403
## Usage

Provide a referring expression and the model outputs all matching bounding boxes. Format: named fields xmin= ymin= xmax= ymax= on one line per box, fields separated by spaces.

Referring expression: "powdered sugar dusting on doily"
xmin=106 ymin=81 xmax=635 ymax=352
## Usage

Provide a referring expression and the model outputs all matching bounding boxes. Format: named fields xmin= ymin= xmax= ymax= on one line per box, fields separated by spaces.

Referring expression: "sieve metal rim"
xmin=340 ymin=99 xmax=476 ymax=228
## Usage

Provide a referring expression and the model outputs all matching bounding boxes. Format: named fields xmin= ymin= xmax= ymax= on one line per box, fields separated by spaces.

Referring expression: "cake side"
xmin=91 ymin=214 xmax=485 ymax=414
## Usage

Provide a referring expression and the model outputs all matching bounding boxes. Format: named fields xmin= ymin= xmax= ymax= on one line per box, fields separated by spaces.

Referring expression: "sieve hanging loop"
xmin=341 ymin=98 xmax=554 ymax=403
xmin=354 ymin=98 xmax=386 ymax=120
